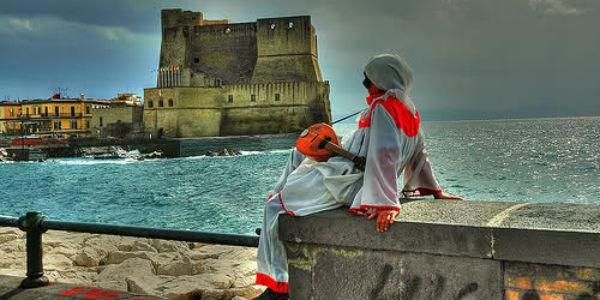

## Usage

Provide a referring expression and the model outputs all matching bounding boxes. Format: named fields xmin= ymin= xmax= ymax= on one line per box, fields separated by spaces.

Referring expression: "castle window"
xmin=288 ymin=22 xmax=294 ymax=29
xmin=158 ymin=99 xmax=164 ymax=107
xmin=251 ymin=94 xmax=256 ymax=102
xmin=194 ymin=57 xmax=199 ymax=64
xmin=148 ymin=101 xmax=154 ymax=108
xmin=270 ymin=23 xmax=276 ymax=30
xmin=275 ymin=93 xmax=281 ymax=101
xmin=228 ymin=95 xmax=234 ymax=103
xmin=168 ymin=99 xmax=174 ymax=107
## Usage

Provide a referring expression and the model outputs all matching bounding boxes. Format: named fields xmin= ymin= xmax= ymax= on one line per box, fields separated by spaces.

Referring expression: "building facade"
xmin=0 ymin=96 xmax=109 ymax=138
xmin=144 ymin=9 xmax=332 ymax=138
xmin=90 ymin=94 xmax=144 ymax=138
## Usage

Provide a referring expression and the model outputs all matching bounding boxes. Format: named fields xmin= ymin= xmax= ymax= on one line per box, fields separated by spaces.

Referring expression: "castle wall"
xmin=143 ymin=81 xmax=330 ymax=138
xmin=251 ymin=16 xmax=322 ymax=83
xmin=190 ymin=23 xmax=257 ymax=85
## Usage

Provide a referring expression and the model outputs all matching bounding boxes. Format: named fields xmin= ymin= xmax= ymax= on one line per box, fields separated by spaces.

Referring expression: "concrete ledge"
xmin=279 ymin=200 xmax=600 ymax=299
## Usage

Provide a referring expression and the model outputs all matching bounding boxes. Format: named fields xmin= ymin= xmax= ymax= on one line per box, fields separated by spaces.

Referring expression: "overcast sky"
xmin=1 ymin=0 xmax=599 ymax=120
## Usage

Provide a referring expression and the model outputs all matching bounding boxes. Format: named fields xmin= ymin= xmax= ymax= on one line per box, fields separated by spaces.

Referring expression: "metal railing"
xmin=0 ymin=212 xmax=259 ymax=289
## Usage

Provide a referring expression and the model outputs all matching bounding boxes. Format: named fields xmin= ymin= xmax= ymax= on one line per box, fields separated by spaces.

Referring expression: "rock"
xmin=125 ymin=275 xmax=174 ymax=295
xmin=0 ymin=234 xmax=20 ymax=244
xmin=48 ymin=245 xmax=77 ymax=258
xmin=45 ymin=253 xmax=72 ymax=270
xmin=0 ymin=228 xmax=24 ymax=238
xmin=0 ymin=239 xmax=25 ymax=252
xmin=73 ymin=247 xmax=103 ymax=267
xmin=233 ymin=275 xmax=256 ymax=288
xmin=91 ymin=280 xmax=128 ymax=292
xmin=106 ymin=251 xmax=153 ymax=265
xmin=156 ymin=260 xmax=192 ymax=276
xmin=95 ymin=258 xmax=155 ymax=283
xmin=149 ymin=239 xmax=190 ymax=253
xmin=232 ymin=297 xmax=249 ymax=300
xmin=130 ymin=240 xmax=158 ymax=253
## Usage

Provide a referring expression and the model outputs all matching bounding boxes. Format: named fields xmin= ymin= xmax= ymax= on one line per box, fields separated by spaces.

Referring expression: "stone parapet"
xmin=279 ymin=200 xmax=600 ymax=299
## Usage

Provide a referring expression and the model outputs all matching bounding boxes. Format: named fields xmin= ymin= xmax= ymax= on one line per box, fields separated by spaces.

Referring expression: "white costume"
xmin=256 ymin=54 xmax=442 ymax=293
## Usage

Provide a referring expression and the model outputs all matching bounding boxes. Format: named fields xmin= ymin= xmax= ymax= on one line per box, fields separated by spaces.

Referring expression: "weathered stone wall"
xmin=279 ymin=200 xmax=600 ymax=300
xmin=90 ymin=106 xmax=143 ymax=138
xmin=191 ymin=23 xmax=257 ymax=85
xmin=143 ymin=82 xmax=330 ymax=138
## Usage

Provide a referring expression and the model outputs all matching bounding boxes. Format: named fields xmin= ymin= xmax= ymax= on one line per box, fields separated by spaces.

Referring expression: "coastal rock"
xmin=156 ymin=259 xmax=192 ymax=276
xmin=95 ymin=258 xmax=155 ymax=283
xmin=126 ymin=275 xmax=174 ymax=295
xmin=150 ymin=239 xmax=191 ymax=253
xmin=73 ymin=247 xmax=103 ymax=267
xmin=45 ymin=254 xmax=73 ymax=270
xmin=0 ymin=231 xmax=261 ymax=300
xmin=106 ymin=250 xmax=154 ymax=265
xmin=0 ymin=233 xmax=20 ymax=244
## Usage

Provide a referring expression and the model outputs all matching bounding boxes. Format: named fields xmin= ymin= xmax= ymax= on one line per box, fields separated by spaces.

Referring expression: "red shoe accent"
xmin=256 ymin=273 xmax=289 ymax=293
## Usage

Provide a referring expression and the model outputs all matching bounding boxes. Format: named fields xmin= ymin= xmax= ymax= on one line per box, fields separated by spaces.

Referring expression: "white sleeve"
xmin=402 ymin=134 xmax=441 ymax=196
xmin=358 ymin=104 xmax=402 ymax=211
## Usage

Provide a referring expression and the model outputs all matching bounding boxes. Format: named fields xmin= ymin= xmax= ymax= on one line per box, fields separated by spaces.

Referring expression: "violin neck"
xmin=323 ymin=142 xmax=356 ymax=161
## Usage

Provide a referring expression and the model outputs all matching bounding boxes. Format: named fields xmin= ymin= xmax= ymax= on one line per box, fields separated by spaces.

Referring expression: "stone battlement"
xmin=279 ymin=200 xmax=600 ymax=299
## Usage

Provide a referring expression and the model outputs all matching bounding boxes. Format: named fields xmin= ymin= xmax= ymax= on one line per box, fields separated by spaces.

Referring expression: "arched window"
xmin=168 ymin=99 xmax=174 ymax=107
xmin=148 ymin=101 xmax=154 ymax=108
xmin=158 ymin=100 xmax=164 ymax=107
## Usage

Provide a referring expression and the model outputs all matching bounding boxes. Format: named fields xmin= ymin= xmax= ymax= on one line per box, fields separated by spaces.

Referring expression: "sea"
xmin=1 ymin=117 xmax=598 ymax=235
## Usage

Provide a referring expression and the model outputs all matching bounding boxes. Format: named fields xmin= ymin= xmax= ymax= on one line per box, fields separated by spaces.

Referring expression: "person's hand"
xmin=368 ymin=209 xmax=399 ymax=233
xmin=433 ymin=190 xmax=463 ymax=200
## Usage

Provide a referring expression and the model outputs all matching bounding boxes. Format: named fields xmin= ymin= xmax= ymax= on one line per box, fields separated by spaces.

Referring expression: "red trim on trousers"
xmin=278 ymin=194 xmax=297 ymax=217
xmin=256 ymin=272 xmax=289 ymax=293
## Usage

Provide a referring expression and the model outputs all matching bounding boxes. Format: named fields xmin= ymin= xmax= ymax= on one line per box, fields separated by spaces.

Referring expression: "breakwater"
xmin=279 ymin=200 xmax=600 ymax=299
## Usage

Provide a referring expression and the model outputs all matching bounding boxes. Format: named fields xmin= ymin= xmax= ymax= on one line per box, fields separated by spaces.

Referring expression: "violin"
xmin=296 ymin=123 xmax=366 ymax=171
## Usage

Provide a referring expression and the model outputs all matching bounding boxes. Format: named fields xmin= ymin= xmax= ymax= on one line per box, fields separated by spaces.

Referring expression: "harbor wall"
xmin=279 ymin=200 xmax=600 ymax=300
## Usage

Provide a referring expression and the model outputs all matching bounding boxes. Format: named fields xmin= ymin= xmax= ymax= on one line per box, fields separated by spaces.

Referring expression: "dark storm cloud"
xmin=1 ymin=0 xmax=599 ymax=119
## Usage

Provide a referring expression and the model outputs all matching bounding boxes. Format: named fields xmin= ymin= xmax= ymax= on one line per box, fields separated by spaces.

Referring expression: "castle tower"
xmin=251 ymin=16 xmax=323 ymax=84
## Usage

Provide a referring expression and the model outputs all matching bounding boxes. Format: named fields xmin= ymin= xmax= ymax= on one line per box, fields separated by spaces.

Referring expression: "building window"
xmin=55 ymin=107 xmax=59 ymax=116
xmin=71 ymin=106 xmax=75 ymax=116
xmin=99 ymin=117 xmax=103 ymax=127
xmin=168 ymin=99 xmax=174 ymax=107
xmin=26 ymin=108 xmax=30 ymax=116
xmin=158 ymin=99 xmax=164 ymax=107
xmin=85 ymin=121 xmax=90 ymax=128
xmin=193 ymin=58 xmax=199 ymax=64
xmin=148 ymin=101 xmax=154 ymax=108
xmin=44 ymin=107 xmax=48 ymax=116
xmin=275 ymin=93 xmax=281 ymax=101
xmin=228 ymin=95 xmax=234 ymax=103
xmin=70 ymin=120 xmax=78 ymax=129
xmin=9 ymin=108 xmax=13 ymax=117
xmin=54 ymin=121 xmax=61 ymax=130
xmin=86 ymin=106 xmax=90 ymax=114
xmin=251 ymin=94 xmax=256 ymax=102
xmin=215 ymin=79 xmax=221 ymax=87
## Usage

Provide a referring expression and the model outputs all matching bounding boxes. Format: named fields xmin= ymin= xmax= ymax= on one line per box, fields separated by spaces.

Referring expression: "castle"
xmin=144 ymin=9 xmax=332 ymax=138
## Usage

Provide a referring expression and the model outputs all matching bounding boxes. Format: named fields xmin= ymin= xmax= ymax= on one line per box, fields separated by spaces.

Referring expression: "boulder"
xmin=0 ymin=233 xmax=20 ymax=244
xmin=130 ymin=240 xmax=158 ymax=253
xmin=95 ymin=258 xmax=155 ymax=283
xmin=45 ymin=253 xmax=73 ymax=270
xmin=106 ymin=251 xmax=154 ymax=265
xmin=149 ymin=239 xmax=190 ymax=253
xmin=92 ymin=280 xmax=129 ymax=292
xmin=73 ymin=247 xmax=103 ymax=267
xmin=156 ymin=260 xmax=192 ymax=276
xmin=125 ymin=275 xmax=174 ymax=295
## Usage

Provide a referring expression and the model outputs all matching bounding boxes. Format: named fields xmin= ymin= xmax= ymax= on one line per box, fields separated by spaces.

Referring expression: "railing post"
xmin=17 ymin=211 xmax=49 ymax=289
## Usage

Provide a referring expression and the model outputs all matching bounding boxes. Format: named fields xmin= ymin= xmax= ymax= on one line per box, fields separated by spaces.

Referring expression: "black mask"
xmin=362 ymin=73 xmax=372 ymax=89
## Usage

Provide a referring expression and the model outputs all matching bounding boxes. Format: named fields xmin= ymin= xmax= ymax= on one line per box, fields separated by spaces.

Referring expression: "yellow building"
xmin=0 ymin=97 xmax=109 ymax=138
